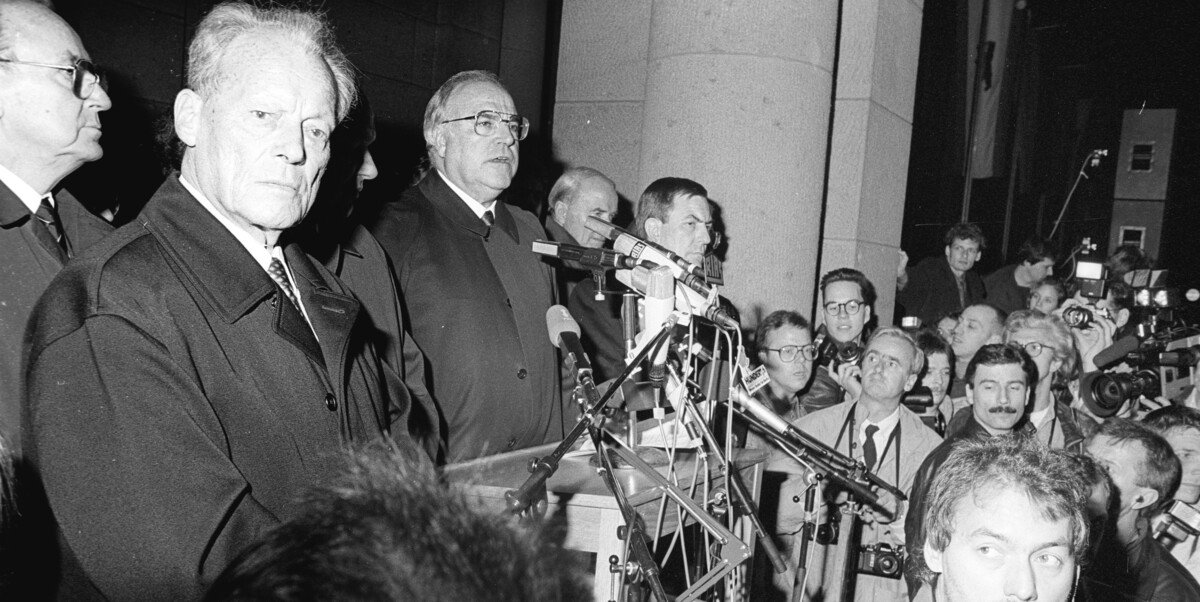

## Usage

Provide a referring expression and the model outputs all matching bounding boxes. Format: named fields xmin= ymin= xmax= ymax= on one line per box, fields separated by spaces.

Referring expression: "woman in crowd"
xmin=1028 ymin=275 xmax=1067 ymax=314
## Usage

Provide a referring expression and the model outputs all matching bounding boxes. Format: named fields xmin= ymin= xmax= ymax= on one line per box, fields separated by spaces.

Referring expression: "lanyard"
xmin=833 ymin=403 xmax=901 ymax=487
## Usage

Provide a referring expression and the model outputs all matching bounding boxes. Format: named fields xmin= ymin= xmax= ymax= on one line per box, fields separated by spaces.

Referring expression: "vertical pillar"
xmin=819 ymin=0 xmax=925 ymax=326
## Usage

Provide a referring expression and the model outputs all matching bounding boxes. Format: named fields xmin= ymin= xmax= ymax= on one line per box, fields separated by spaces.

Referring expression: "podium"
xmin=444 ymin=442 xmax=769 ymax=601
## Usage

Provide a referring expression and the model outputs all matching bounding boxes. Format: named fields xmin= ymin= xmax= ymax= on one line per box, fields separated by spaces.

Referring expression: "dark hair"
xmin=1106 ymin=244 xmax=1152 ymax=278
xmin=1030 ymin=276 xmax=1067 ymax=307
xmin=944 ymin=222 xmax=987 ymax=250
xmin=633 ymin=177 xmax=707 ymax=238
xmin=1016 ymin=237 xmax=1056 ymax=265
xmin=915 ymin=328 xmax=955 ymax=377
xmin=1144 ymin=405 xmax=1200 ymax=437
xmin=923 ymin=436 xmax=1090 ymax=562
xmin=820 ymin=268 xmax=877 ymax=308
xmin=964 ymin=342 xmax=1037 ymax=389
xmin=1105 ymin=279 xmax=1133 ymax=313
xmin=1087 ymin=418 xmax=1181 ymax=516
xmin=756 ymin=310 xmax=810 ymax=353
xmin=204 ymin=445 xmax=588 ymax=602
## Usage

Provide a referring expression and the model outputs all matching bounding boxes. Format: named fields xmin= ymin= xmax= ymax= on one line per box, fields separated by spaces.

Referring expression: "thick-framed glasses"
xmin=764 ymin=344 xmax=818 ymax=363
xmin=0 ymin=57 xmax=106 ymax=99
xmin=441 ymin=110 xmax=529 ymax=141
xmin=1017 ymin=341 xmax=1046 ymax=358
xmin=824 ymin=299 xmax=864 ymax=316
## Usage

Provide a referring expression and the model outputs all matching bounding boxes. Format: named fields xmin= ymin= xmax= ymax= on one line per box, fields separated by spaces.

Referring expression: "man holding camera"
xmin=768 ymin=327 xmax=941 ymax=601
xmin=1084 ymin=419 xmax=1200 ymax=600
xmin=796 ymin=268 xmax=876 ymax=415
xmin=1145 ymin=406 xmax=1200 ymax=583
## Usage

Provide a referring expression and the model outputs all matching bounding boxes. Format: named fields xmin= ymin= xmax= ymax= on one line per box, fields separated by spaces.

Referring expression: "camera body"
xmin=857 ymin=543 xmax=904 ymax=579
xmin=1154 ymin=501 xmax=1200 ymax=549
xmin=1062 ymin=306 xmax=1095 ymax=329
xmin=814 ymin=329 xmax=863 ymax=371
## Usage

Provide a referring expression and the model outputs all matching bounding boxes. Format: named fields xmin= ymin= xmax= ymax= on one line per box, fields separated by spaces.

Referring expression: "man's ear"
xmin=924 ymin=541 xmax=945 ymax=573
xmin=644 ymin=217 xmax=663 ymax=243
xmin=1130 ymin=486 xmax=1160 ymax=513
xmin=552 ymin=200 xmax=569 ymax=226
xmin=173 ymin=89 xmax=203 ymax=147
xmin=429 ymin=122 xmax=448 ymax=160
xmin=904 ymin=373 xmax=918 ymax=393
xmin=1115 ymin=308 xmax=1131 ymax=329
xmin=965 ymin=383 xmax=975 ymax=404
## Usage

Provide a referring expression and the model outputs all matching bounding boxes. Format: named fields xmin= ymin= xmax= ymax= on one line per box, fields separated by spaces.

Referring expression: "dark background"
xmin=48 ymin=0 xmax=1200 ymax=286
xmin=902 ymin=0 xmax=1200 ymax=286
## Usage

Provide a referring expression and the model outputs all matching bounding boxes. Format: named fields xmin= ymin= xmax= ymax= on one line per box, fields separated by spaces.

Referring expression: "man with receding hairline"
xmin=24 ymin=3 xmax=425 ymax=597
xmin=543 ymin=166 xmax=618 ymax=301
xmin=0 ymin=0 xmax=112 ymax=457
xmin=370 ymin=70 xmax=562 ymax=463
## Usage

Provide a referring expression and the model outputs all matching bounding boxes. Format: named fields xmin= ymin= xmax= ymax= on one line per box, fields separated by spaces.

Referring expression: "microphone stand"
xmin=505 ymin=323 xmax=676 ymax=516
xmin=673 ymin=376 xmax=788 ymax=576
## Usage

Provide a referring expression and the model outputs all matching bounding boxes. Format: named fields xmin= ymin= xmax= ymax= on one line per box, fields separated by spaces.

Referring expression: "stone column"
xmin=819 ymin=0 xmax=924 ymax=327
xmin=555 ymin=0 xmax=923 ymax=328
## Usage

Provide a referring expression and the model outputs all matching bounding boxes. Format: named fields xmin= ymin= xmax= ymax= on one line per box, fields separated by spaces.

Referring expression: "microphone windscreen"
xmin=1093 ymin=334 xmax=1140 ymax=369
xmin=545 ymin=305 xmax=580 ymax=348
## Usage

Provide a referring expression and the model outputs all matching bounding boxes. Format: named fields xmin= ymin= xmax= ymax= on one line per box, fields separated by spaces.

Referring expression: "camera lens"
xmin=1063 ymin=306 xmax=1093 ymax=329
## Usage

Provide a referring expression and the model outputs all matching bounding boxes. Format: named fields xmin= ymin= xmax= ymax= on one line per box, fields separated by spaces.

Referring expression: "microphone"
xmin=615 ymin=269 xmax=739 ymax=331
xmin=644 ymin=266 xmax=674 ymax=390
xmin=585 ymin=217 xmax=711 ymax=293
xmin=531 ymin=240 xmax=640 ymax=270
xmin=1093 ymin=334 xmax=1140 ymax=369
xmin=546 ymin=305 xmax=593 ymax=385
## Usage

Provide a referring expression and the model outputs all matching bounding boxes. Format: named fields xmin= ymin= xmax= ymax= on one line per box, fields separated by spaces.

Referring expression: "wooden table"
xmin=444 ymin=442 xmax=768 ymax=601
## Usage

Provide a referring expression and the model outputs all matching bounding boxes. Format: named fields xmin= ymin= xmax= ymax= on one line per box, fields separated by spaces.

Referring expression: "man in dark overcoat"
xmin=23 ymin=4 xmax=428 ymax=598
xmin=370 ymin=71 xmax=563 ymax=463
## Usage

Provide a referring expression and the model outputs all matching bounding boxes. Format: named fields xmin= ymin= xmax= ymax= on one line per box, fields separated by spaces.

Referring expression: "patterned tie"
xmin=863 ymin=424 xmax=880 ymax=470
xmin=268 ymin=257 xmax=300 ymax=310
xmin=481 ymin=209 xmax=495 ymax=227
xmin=35 ymin=197 xmax=69 ymax=259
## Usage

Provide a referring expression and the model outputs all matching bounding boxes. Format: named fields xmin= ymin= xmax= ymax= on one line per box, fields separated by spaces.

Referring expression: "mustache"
xmin=988 ymin=405 xmax=1019 ymax=415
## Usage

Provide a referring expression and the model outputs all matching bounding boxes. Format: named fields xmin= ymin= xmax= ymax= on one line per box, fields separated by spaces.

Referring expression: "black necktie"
xmin=35 ymin=197 xmax=69 ymax=260
xmin=863 ymin=424 xmax=880 ymax=470
xmin=481 ymin=209 xmax=495 ymax=227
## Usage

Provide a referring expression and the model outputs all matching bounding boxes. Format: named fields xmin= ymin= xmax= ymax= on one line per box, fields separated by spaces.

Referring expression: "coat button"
xmin=517 ymin=368 xmax=527 ymax=379
xmin=324 ymin=393 xmax=337 ymax=411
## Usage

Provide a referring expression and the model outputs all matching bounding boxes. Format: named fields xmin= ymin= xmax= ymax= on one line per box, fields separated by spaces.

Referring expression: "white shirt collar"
xmin=180 ymin=175 xmax=276 ymax=272
xmin=436 ymin=169 xmax=495 ymax=219
xmin=0 ymin=162 xmax=52 ymax=214
xmin=859 ymin=405 xmax=901 ymax=441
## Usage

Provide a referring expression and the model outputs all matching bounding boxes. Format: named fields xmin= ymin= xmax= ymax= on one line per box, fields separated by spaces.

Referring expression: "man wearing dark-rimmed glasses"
xmin=0 ymin=0 xmax=112 ymax=460
xmin=370 ymin=70 xmax=562 ymax=462
xmin=796 ymin=268 xmax=878 ymax=415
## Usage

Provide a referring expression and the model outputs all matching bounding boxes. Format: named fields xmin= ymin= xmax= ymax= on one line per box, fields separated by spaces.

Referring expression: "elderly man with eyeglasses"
xmin=0 ymin=0 xmax=113 ymax=461
xmin=370 ymin=71 xmax=563 ymax=463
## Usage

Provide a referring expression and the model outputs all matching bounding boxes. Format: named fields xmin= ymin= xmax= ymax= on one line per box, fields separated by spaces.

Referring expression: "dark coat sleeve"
xmin=26 ymin=312 xmax=278 ymax=600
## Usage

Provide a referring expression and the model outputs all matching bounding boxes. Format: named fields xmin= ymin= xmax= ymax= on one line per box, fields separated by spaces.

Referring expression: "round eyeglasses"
xmin=1017 ymin=341 xmax=1047 ymax=358
xmin=764 ymin=344 xmax=818 ymax=363
xmin=440 ymin=109 xmax=530 ymax=141
xmin=823 ymin=300 xmax=864 ymax=316
xmin=0 ymin=57 xmax=106 ymax=100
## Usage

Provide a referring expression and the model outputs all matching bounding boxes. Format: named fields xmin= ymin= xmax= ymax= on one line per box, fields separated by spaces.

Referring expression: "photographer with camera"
xmin=766 ymin=327 xmax=941 ymax=601
xmin=796 ymin=268 xmax=877 ymax=415
xmin=1145 ymin=406 xmax=1200 ymax=582
xmin=905 ymin=330 xmax=957 ymax=436
xmin=1084 ymin=419 xmax=1200 ymax=600
xmin=1003 ymin=310 xmax=1097 ymax=452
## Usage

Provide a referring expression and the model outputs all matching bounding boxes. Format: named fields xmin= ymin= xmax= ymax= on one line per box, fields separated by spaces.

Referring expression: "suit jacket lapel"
xmin=286 ymin=243 xmax=359 ymax=387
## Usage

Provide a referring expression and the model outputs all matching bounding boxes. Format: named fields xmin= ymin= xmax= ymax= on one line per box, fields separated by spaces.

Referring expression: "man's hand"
xmin=832 ymin=362 xmax=863 ymax=403
xmin=896 ymin=250 xmax=910 ymax=291
xmin=861 ymin=486 xmax=903 ymax=525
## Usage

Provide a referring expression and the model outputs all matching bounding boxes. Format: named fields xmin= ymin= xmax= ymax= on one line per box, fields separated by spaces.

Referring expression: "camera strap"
xmin=834 ymin=403 xmax=901 ymax=487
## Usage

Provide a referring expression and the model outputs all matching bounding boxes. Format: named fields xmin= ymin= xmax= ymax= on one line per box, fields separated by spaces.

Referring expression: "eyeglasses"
xmin=441 ymin=110 xmax=529 ymax=141
xmin=0 ymin=57 xmax=106 ymax=100
xmin=823 ymin=300 xmax=864 ymax=316
xmin=1017 ymin=341 xmax=1047 ymax=358
xmin=764 ymin=344 xmax=818 ymax=363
